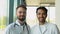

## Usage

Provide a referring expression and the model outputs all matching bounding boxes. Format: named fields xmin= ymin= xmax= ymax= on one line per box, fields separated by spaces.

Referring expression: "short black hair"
xmin=16 ymin=5 xmax=27 ymax=10
xmin=36 ymin=7 xmax=48 ymax=14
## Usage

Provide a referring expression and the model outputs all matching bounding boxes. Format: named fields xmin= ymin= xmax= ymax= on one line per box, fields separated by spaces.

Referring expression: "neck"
xmin=18 ymin=20 xmax=25 ymax=25
xmin=39 ymin=21 xmax=45 ymax=25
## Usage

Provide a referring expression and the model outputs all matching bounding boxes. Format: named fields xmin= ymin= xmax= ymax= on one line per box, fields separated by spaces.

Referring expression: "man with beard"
xmin=5 ymin=5 xmax=30 ymax=34
xmin=31 ymin=7 xmax=59 ymax=34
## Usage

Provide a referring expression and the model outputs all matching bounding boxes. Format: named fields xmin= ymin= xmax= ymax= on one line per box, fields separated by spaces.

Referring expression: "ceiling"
xmin=26 ymin=0 xmax=55 ymax=6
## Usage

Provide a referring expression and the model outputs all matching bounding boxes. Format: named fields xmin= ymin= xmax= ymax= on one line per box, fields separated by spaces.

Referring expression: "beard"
xmin=17 ymin=17 xmax=26 ymax=21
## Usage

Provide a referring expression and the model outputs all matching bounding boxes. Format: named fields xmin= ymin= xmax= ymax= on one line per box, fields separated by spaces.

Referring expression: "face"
xmin=37 ymin=9 xmax=47 ymax=23
xmin=16 ymin=7 xmax=26 ymax=21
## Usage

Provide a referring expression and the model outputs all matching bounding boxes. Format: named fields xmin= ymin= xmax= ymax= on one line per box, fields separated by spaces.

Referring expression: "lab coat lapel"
xmin=42 ymin=26 xmax=47 ymax=34
xmin=38 ymin=22 xmax=48 ymax=34
xmin=36 ymin=24 xmax=42 ymax=34
xmin=42 ymin=22 xmax=48 ymax=34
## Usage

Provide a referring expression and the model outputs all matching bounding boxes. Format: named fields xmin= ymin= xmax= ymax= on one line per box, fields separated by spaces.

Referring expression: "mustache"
xmin=17 ymin=17 xmax=26 ymax=21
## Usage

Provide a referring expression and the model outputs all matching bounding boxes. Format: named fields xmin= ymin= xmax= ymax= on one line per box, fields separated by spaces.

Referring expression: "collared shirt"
xmin=5 ymin=19 xmax=30 ymax=34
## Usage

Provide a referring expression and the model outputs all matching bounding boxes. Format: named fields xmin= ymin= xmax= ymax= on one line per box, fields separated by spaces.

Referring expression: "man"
xmin=5 ymin=5 xmax=30 ymax=34
xmin=31 ymin=7 xmax=59 ymax=34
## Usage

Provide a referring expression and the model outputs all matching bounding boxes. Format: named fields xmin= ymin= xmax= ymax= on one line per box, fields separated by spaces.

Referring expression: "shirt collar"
xmin=16 ymin=19 xmax=21 ymax=26
xmin=16 ymin=19 xmax=26 ymax=26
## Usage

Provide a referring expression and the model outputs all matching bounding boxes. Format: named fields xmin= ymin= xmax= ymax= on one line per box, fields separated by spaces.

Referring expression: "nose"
xmin=21 ymin=12 xmax=26 ymax=16
xmin=21 ymin=13 xmax=24 ymax=15
xmin=40 ymin=14 xmax=43 ymax=18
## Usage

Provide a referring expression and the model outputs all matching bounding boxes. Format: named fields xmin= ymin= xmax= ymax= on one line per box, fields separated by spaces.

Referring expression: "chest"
xmin=10 ymin=25 xmax=28 ymax=34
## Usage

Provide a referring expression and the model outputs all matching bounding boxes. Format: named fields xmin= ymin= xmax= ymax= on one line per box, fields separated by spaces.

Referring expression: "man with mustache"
xmin=31 ymin=7 xmax=59 ymax=34
xmin=5 ymin=5 xmax=30 ymax=34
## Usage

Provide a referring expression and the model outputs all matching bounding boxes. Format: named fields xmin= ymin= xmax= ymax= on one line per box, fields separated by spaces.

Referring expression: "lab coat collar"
xmin=37 ymin=21 xmax=48 ymax=34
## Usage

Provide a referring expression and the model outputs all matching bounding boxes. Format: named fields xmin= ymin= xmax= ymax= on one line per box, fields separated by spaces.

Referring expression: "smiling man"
xmin=5 ymin=5 xmax=30 ymax=34
xmin=31 ymin=7 xmax=59 ymax=34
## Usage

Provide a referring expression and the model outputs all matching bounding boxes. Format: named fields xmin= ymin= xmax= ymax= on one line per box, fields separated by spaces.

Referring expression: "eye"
xmin=19 ymin=11 xmax=26 ymax=14
xmin=23 ymin=12 xmax=26 ymax=13
xmin=43 ymin=13 xmax=46 ymax=15
xmin=19 ymin=12 xmax=22 ymax=13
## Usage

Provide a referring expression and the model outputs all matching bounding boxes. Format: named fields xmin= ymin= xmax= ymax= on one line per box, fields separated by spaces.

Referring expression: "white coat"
xmin=31 ymin=22 xmax=59 ymax=34
xmin=5 ymin=20 xmax=30 ymax=34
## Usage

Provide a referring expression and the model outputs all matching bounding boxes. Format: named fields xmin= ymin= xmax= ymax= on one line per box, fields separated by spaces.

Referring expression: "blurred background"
xmin=0 ymin=0 xmax=60 ymax=34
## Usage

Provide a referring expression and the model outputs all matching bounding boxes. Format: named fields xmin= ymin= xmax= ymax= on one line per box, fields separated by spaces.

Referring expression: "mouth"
xmin=40 ymin=18 xmax=44 ymax=19
xmin=19 ymin=16 xmax=25 ymax=18
xmin=38 ymin=18 xmax=44 ymax=21
xmin=39 ymin=17 xmax=44 ymax=19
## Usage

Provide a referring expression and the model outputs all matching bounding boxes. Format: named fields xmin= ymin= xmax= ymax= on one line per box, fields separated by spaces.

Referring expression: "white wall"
xmin=56 ymin=0 xmax=60 ymax=31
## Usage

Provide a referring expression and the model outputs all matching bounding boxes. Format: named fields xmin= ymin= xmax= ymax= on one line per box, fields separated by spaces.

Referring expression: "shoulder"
xmin=47 ymin=23 xmax=57 ymax=28
xmin=26 ymin=24 xmax=30 ymax=30
xmin=5 ymin=23 xmax=15 ymax=34
xmin=31 ymin=24 xmax=38 ymax=30
xmin=25 ymin=23 xmax=30 ymax=28
xmin=48 ymin=23 xmax=59 ymax=33
xmin=27 ymin=24 xmax=30 ymax=27
xmin=5 ymin=23 xmax=15 ymax=30
xmin=47 ymin=23 xmax=59 ymax=30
